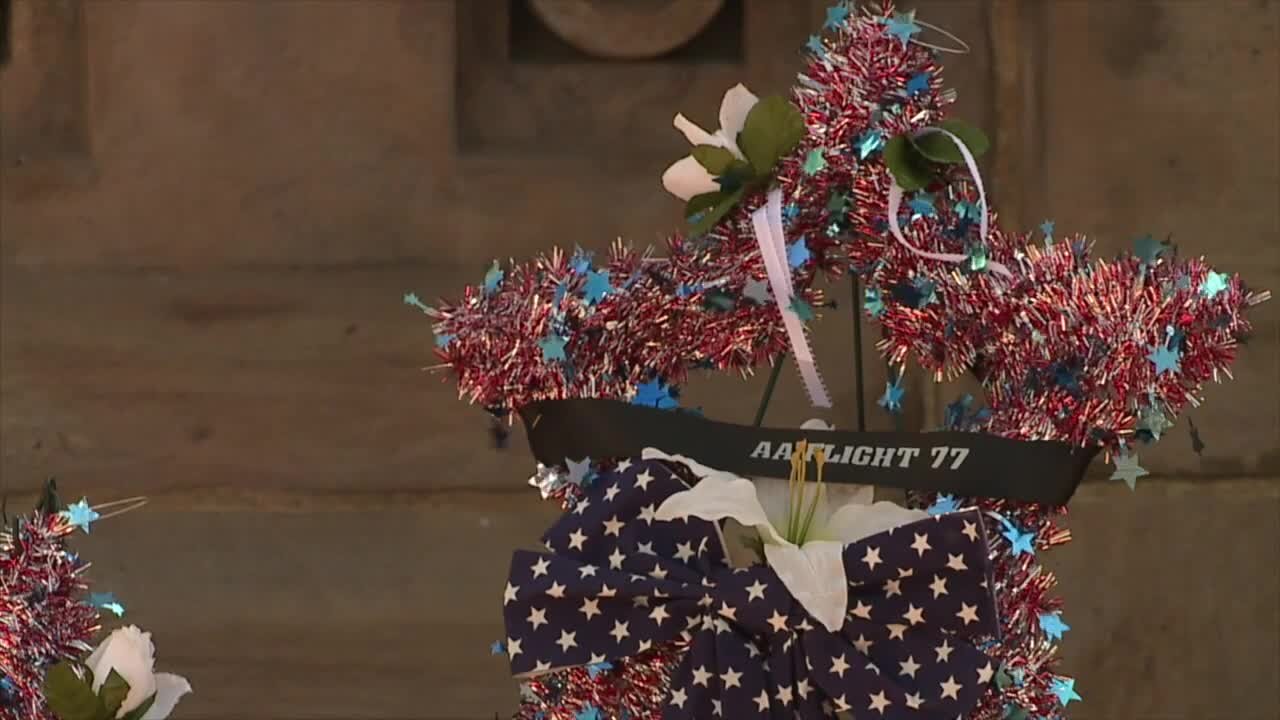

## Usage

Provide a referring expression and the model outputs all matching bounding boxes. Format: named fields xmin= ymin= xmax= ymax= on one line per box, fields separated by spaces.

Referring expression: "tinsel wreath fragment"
xmin=0 ymin=512 xmax=100 ymax=720
xmin=420 ymin=3 xmax=1267 ymax=720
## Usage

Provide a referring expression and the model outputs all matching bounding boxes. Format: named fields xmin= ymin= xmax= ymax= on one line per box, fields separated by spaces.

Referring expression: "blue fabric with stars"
xmin=502 ymin=459 xmax=1000 ymax=719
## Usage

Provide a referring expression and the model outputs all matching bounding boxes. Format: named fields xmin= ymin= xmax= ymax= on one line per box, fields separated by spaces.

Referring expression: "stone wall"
xmin=1 ymin=1 xmax=1276 ymax=718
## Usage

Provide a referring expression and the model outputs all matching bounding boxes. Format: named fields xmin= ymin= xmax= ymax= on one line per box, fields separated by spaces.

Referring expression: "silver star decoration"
xmin=1110 ymin=452 xmax=1149 ymax=490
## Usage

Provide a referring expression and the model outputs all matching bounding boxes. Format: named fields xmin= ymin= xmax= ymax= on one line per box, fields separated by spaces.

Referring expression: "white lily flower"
xmin=646 ymin=420 xmax=927 ymax=632
xmin=660 ymin=83 xmax=760 ymax=201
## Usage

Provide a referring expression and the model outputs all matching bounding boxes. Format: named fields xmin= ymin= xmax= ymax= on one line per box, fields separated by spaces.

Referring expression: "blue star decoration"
xmin=877 ymin=377 xmax=905 ymax=414
xmin=490 ymin=640 xmax=506 ymax=656
xmin=482 ymin=260 xmax=504 ymax=295
xmin=1049 ymin=676 xmax=1082 ymax=706
xmin=1110 ymin=451 xmax=1149 ymax=490
xmin=585 ymin=661 xmax=613 ymax=678
xmin=908 ymin=194 xmax=937 ymax=218
xmin=1038 ymin=611 xmax=1070 ymax=641
xmin=1147 ymin=341 xmax=1181 ymax=375
xmin=823 ymin=4 xmax=849 ymax=29
xmin=783 ymin=203 xmax=801 ymax=222
xmin=789 ymin=298 xmax=815 ymax=322
xmin=1200 ymin=270 xmax=1229 ymax=298
xmin=574 ymin=706 xmax=601 ymax=720
xmin=884 ymin=10 xmax=922 ymax=47
xmin=944 ymin=394 xmax=973 ymax=429
xmin=89 ymin=592 xmax=126 ymax=617
xmin=803 ymin=148 xmax=827 ymax=175
xmin=805 ymin=34 xmax=825 ymax=55
xmin=787 ymin=238 xmax=812 ymax=268
xmin=569 ymin=248 xmax=593 ymax=275
xmin=62 ymin=499 xmax=100 ymax=533
xmin=864 ymin=287 xmax=886 ymax=317
xmin=582 ymin=270 xmax=613 ymax=305
xmin=855 ymin=128 xmax=885 ymax=159
xmin=1040 ymin=220 xmax=1055 ymax=238
xmin=905 ymin=71 xmax=931 ymax=96
xmin=742 ymin=277 xmax=772 ymax=304
xmin=538 ymin=334 xmax=567 ymax=363
xmin=433 ymin=333 xmax=454 ymax=349
xmin=927 ymin=494 xmax=960 ymax=515
xmin=997 ymin=516 xmax=1036 ymax=556
xmin=402 ymin=292 xmax=430 ymax=313
xmin=632 ymin=378 xmax=679 ymax=410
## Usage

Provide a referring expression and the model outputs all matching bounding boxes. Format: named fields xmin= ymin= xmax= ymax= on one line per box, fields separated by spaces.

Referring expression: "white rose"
xmin=85 ymin=626 xmax=192 ymax=719
xmin=660 ymin=83 xmax=760 ymax=201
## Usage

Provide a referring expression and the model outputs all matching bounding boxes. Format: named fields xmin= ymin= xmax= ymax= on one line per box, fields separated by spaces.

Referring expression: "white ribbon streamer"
xmin=750 ymin=188 xmax=833 ymax=408
xmin=887 ymin=128 xmax=1015 ymax=280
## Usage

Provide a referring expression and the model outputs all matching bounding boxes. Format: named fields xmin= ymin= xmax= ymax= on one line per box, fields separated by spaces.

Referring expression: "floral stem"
xmin=796 ymin=448 xmax=827 ymax=543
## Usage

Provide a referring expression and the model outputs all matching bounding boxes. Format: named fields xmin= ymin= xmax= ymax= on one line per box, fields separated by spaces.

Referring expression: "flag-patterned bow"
xmin=502 ymin=459 xmax=1000 ymax=719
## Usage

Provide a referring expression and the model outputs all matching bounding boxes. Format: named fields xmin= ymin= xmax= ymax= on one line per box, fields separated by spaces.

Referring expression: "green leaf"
xmin=690 ymin=145 xmax=737 ymax=175
xmin=687 ymin=186 xmax=746 ymax=237
xmin=43 ymin=662 xmax=107 ymax=720
xmin=118 ymin=694 xmax=157 ymax=720
xmin=911 ymin=119 xmax=990 ymax=163
xmin=737 ymin=96 xmax=805 ymax=176
xmin=98 ymin=669 xmax=131 ymax=717
xmin=883 ymin=135 xmax=935 ymax=192
xmin=685 ymin=191 xmax=726 ymax=220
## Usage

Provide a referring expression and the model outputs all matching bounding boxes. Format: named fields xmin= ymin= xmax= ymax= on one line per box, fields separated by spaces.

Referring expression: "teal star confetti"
xmin=1039 ymin=611 xmax=1070 ymax=641
xmin=1136 ymin=406 xmax=1172 ymax=442
xmin=806 ymin=34 xmax=825 ymax=55
xmin=433 ymin=333 xmax=454 ymax=349
xmin=968 ymin=245 xmax=989 ymax=272
xmin=1133 ymin=234 xmax=1169 ymax=265
xmin=1050 ymin=677 xmax=1082 ymax=706
xmin=675 ymin=282 xmax=702 ymax=298
xmin=1200 ymin=270 xmax=1229 ymax=298
xmin=1148 ymin=342 xmax=1181 ymax=375
xmin=912 ymin=277 xmax=937 ymax=307
xmin=789 ymin=298 xmax=815 ymax=322
xmin=633 ymin=378 xmax=678 ymax=409
xmin=877 ymin=377 xmax=905 ymax=414
xmin=585 ymin=662 xmax=613 ymax=678
xmin=787 ymin=238 xmax=811 ymax=268
xmin=824 ymin=4 xmax=850 ymax=29
xmin=864 ymin=287 xmax=885 ymax=317
xmin=552 ymin=281 xmax=569 ymax=306
xmin=482 ymin=261 xmax=504 ymax=295
xmin=402 ymin=292 xmax=431 ymax=313
xmin=88 ymin=592 xmax=126 ymax=617
xmin=490 ymin=640 xmax=506 ymax=656
xmin=927 ymin=494 xmax=960 ymax=515
xmin=1040 ymin=220 xmax=1055 ymax=238
xmin=582 ymin=270 xmax=613 ymax=305
xmin=955 ymin=201 xmax=980 ymax=221
xmin=538 ymin=334 xmax=567 ymax=362
xmin=783 ymin=203 xmax=801 ymax=222
xmin=1110 ymin=452 xmax=1148 ymax=490
xmin=803 ymin=148 xmax=827 ymax=175
xmin=62 ymin=499 xmax=99 ymax=533
xmin=574 ymin=707 xmax=601 ymax=720
xmin=908 ymin=194 xmax=937 ymax=218
xmin=905 ymin=71 xmax=931 ymax=96
xmin=742 ymin=278 xmax=772 ymax=304
xmin=884 ymin=11 xmax=922 ymax=46
xmin=855 ymin=129 xmax=885 ymax=159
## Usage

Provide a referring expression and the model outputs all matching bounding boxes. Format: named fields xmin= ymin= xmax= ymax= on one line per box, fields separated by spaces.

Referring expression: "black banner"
xmin=519 ymin=399 xmax=1098 ymax=505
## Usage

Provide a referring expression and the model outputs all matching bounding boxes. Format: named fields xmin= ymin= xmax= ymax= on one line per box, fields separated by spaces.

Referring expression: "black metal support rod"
xmin=753 ymin=353 xmax=787 ymax=427
xmin=851 ymin=274 xmax=868 ymax=432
